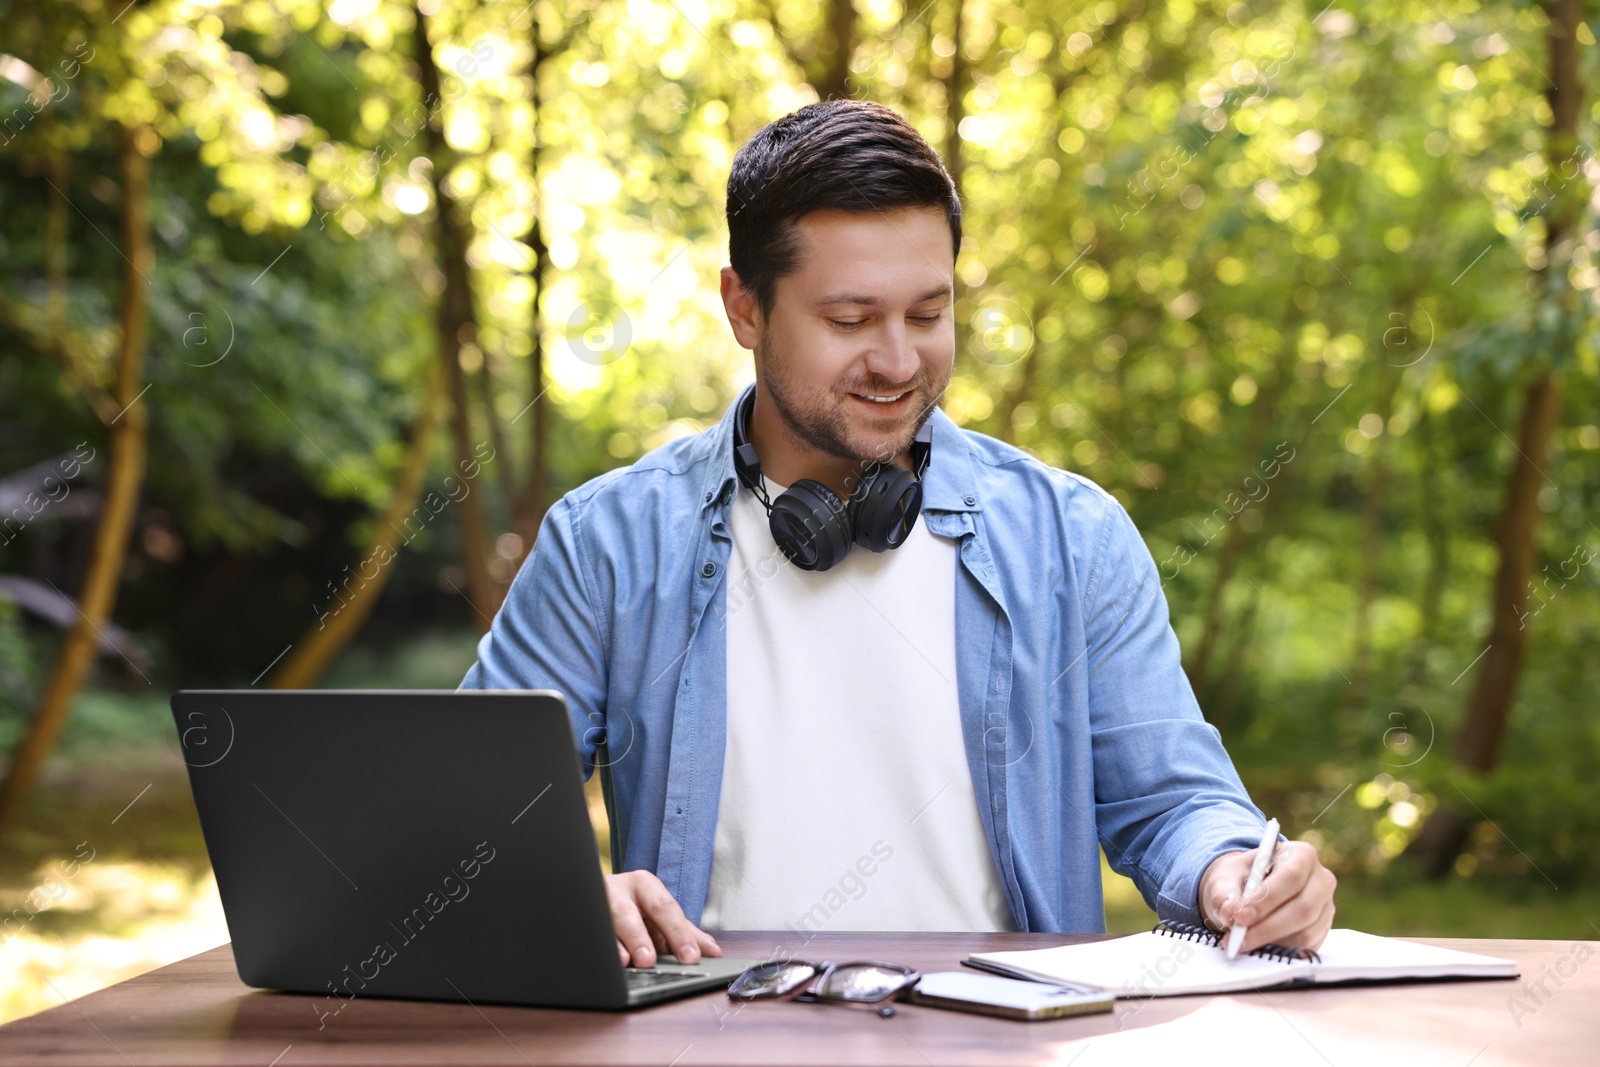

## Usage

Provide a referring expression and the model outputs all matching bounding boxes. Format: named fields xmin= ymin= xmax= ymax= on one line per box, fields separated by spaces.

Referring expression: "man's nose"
xmin=863 ymin=320 xmax=920 ymax=386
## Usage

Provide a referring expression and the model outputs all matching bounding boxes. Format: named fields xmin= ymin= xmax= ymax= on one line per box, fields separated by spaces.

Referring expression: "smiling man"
xmin=461 ymin=100 xmax=1335 ymax=968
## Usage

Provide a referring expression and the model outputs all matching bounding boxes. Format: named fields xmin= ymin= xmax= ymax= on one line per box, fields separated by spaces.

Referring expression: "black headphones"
xmin=731 ymin=389 xmax=933 ymax=572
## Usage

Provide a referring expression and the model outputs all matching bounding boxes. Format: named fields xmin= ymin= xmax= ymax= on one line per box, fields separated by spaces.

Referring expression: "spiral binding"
xmin=1151 ymin=919 xmax=1322 ymax=964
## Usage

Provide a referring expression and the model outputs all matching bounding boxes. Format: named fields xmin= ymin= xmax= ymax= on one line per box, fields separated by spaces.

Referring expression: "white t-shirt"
xmin=699 ymin=474 xmax=1015 ymax=933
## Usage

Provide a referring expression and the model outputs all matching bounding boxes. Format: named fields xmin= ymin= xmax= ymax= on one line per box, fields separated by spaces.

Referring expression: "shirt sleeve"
xmin=458 ymin=496 xmax=610 ymax=778
xmin=1080 ymin=497 xmax=1268 ymax=928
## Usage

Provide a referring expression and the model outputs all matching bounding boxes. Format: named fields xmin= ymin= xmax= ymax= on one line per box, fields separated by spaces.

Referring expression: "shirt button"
xmin=701 ymin=562 xmax=717 ymax=578
xmin=964 ymin=494 xmax=977 ymax=506
xmin=704 ymin=491 xmax=714 ymax=502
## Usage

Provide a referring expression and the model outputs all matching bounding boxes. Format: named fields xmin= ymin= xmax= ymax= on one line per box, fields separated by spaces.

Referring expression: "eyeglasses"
xmin=727 ymin=959 xmax=921 ymax=1018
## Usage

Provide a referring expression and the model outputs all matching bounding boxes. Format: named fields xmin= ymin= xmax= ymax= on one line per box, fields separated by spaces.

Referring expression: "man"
xmin=461 ymin=100 xmax=1336 ymax=969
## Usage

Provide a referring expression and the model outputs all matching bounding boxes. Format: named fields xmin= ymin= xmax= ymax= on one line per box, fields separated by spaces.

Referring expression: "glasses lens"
xmin=731 ymin=961 xmax=818 ymax=998
xmin=815 ymin=964 xmax=911 ymax=1002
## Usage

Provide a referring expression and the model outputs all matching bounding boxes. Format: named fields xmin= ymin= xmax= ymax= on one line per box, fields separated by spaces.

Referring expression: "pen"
xmin=1225 ymin=818 xmax=1280 ymax=961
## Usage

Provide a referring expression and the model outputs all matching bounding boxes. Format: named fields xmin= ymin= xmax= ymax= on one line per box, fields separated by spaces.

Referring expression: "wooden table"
xmin=1 ymin=932 xmax=1593 ymax=1065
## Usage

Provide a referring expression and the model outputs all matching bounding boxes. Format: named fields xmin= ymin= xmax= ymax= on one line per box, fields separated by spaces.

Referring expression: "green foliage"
xmin=0 ymin=0 xmax=1596 ymax=896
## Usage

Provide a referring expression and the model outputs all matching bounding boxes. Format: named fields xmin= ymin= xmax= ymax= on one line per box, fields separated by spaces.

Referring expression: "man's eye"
xmin=831 ymin=319 xmax=867 ymax=329
xmin=911 ymin=313 xmax=942 ymax=326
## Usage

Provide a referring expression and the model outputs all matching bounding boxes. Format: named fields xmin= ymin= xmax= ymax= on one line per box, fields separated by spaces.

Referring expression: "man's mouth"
xmin=850 ymin=391 xmax=911 ymax=405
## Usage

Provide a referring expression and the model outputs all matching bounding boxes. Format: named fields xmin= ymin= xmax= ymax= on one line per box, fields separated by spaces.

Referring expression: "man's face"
xmin=753 ymin=207 xmax=956 ymax=466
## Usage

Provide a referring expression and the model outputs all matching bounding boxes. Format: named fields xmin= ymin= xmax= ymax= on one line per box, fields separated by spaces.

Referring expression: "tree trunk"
xmin=516 ymin=2 xmax=554 ymax=561
xmin=415 ymin=5 xmax=500 ymax=631
xmin=1185 ymin=515 xmax=1246 ymax=699
xmin=1453 ymin=374 xmax=1563 ymax=777
xmin=817 ymin=0 xmax=856 ymax=101
xmin=1411 ymin=372 xmax=1563 ymax=874
xmin=269 ymin=363 xmax=447 ymax=688
xmin=759 ymin=0 xmax=857 ymax=102
xmin=520 ymin=212 xmax=550 ymax=550
xmin=1412 ymin=0 xmax=1578 ymax=876
xmin=477 ymin=347 xmax=518 ymax=531
xmin=0 ymin=124 xmax=153 ymax=835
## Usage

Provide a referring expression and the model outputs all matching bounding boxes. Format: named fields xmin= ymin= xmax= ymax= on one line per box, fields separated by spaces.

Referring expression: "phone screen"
xmin=909 ymin=972 xmax=1115 ymax=1020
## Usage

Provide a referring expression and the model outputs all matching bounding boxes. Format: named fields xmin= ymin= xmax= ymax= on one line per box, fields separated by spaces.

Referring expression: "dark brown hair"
xmin=726 ymin=100 xmax=962 ymax=318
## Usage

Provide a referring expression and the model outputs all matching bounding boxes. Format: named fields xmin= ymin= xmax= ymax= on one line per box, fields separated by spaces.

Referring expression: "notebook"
xmin=964 ymin=921 xmax=1519 ymax=998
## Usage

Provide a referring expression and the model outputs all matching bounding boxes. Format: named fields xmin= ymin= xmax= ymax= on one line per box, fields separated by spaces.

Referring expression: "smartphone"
xmin=906 ymin=972 xmax=1115 ymax=1021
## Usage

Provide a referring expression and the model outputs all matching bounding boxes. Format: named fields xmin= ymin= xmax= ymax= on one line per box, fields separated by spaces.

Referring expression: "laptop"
xmin=170 ymin=689 xmax=760 ymax=1010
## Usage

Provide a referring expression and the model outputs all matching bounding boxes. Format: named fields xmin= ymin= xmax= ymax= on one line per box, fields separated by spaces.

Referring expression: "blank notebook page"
xmin=972 ymin=932 xmax=1307 ymax=996
xmin=1309 ymin=929 xmax=1517 ymax=983
xmin=970 ymin=929 xmax=1517 ymax=997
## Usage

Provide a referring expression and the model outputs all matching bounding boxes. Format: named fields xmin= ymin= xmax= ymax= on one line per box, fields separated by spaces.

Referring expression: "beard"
xmin=755 ymin=335 xmax=948 ymax=467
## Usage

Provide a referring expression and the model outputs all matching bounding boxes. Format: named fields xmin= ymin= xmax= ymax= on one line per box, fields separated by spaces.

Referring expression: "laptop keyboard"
xmin=625 ymin=969 xmax=707 ymax=988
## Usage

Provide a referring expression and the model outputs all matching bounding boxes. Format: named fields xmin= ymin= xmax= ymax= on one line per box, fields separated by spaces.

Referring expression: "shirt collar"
xmin=696 ymin=383 xmax=984 ymax=515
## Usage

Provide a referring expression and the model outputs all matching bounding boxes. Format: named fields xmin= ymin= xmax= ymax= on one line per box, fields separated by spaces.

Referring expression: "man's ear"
xmin=720 ymin=266 xmax=762 ymax=350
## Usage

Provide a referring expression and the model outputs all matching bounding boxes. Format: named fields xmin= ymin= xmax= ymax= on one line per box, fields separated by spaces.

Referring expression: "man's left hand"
xmin=1198 ymin=840 xmax=1337 ymax=954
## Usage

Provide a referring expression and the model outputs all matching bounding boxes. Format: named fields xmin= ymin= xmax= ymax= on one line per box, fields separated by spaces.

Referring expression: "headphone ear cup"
xmin=848 ymin=464 xmax=925 ymax=552
xmin=768 ymin=479 xmax=854 ymax=572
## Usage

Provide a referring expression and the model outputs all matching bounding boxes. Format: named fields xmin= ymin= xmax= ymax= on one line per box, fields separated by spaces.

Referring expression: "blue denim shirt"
xmin=460 ymin=384 xmax=1269 ymax=932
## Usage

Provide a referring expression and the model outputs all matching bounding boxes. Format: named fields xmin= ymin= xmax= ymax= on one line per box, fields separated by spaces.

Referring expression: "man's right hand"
xmin=604 ymin=869 xmax=722 ymax=968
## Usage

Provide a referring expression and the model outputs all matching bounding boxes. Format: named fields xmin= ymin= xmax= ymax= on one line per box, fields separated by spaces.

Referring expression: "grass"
xmin=1103 ymin=859 xmax=1600 ymax=940
xmin=1327 ymin=872 xmax=1600 ymax=941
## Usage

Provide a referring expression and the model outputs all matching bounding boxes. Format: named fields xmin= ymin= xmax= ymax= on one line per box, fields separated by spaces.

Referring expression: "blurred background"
xmin=1 ymin=0 xmax=1597 ymax=1026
